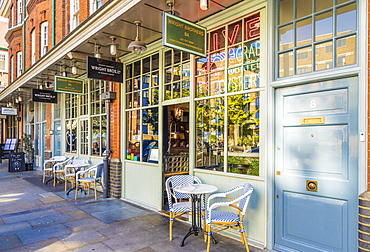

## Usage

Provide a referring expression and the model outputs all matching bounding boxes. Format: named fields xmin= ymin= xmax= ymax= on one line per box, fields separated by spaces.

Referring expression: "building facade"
xmin=0 ymin=0 xmax=366 ymax=251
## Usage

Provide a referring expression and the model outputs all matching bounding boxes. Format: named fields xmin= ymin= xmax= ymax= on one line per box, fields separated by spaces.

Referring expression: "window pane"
xmin=152 ymin=54 xmax=159 ymax=70
xmin=80 ymin=120 xmax=88 ymax=155
xmin=210 ymin=50 xmax=225 ymax=71
xmin=296 ymin=18 xmax=312 ymax=47
xmin=196 ymin=98 xmax=224 ymax=169
xmin=228 ymin=67 xmax=243 ymax=92
xmin=227 ymin=93 xmax=259 ymax=175
xmin=92 ymin=116 xmax=101 ymax=156
xmin=336 ymin=35 xmax=356 ymax=67
xmin=127 ymin=110 xmax=140 ymax=161
xmin=336 ymin=3 xmax=356 ymax=36
xmin=279 ymin=51 xmax=293 ymax=77
xmin=244 ymin=40 xmax=260 ymax=88
xmin=196 ymin=75 xmax=208 ymax=98
xmin=228 ymin=45 xmax=243 ymax=67
xmin=228 ymin=20 xmax=242 ymax=45
xmin=279 ymin=0 xmax=293 ymax=25
xmin=210 ymin=27 xmax=225 ymax=51
xmin=315 ymin=11 xmax=333 ymax=41
xmin=182 ymin=81 xmax=190 ymax=97
xmin=315 ymin=0 xmax=332 ymax=12
xmin=210 ymin=71 xmax=225 ymax=95
xmin=315 ymin=41 xmax=333 ymax=70
xmin=196 ymin=57 xmax=208 ymax=75
xmin=279 ymin=24 xmax=294 ymax=51
xmin=142 ymin=108 xmax=158 ymax=163
xmin=143 ymin=57 xmax=150 ymax=73
xmin=296 ymin=46 xmax=312 ymax=74
xmin=297 ymin=0 xmax=312 ymax=19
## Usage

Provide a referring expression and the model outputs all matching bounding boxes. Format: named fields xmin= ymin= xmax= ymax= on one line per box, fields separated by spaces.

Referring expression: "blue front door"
xmin=274 ymin=77 xmax=358 ymax=252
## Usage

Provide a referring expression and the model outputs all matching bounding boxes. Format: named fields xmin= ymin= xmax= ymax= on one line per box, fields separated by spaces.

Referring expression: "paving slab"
xmin=61 ymin=228 xmax=109 ymax=250
xmin=0 ymin=221 xmax=32 ymax=236
xmin=69 ymin=241 xmax=114 ymax=252
xmin=0 ymin=233 xmax=23 ymax=250
xmin=17 ymin=223 xmax=72 ymax=245
xmin=63 ymin=217 xmax=106 ymax=232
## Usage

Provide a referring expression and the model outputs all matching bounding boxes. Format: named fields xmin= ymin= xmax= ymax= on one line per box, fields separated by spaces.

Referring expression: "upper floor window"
xmin=70 ymin=0 xmax=79 ymax=30
xmin=31 ymin=29 xmax=36 ymax=64
xmin=90 ymin=0 xmax=103 ymax=13
xmin=277 ymin=0 xmax=357 ymax=78
xmin=0 ymin=52 xmax=8 ymax=72
xmin=10 ymin=56 xmax=13 ymax=82
xmin=40 ymin=22 xmax=48 ymax=56
xmin=16 ymin=51 xmax=22 ymax=77
xmin=10 ymin=6 xmax=14 ymax=26
xmin=17 ymin=0 xmax=22 ymax=24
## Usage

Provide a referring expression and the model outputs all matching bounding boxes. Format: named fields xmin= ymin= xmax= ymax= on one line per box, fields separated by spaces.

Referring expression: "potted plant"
xmin=22 ymin=133 xmax=34 ymax=171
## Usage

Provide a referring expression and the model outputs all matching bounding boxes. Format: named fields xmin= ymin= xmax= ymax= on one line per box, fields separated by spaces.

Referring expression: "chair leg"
xmin=206 ymin=224 xmax=212 ymax=252
xmin=94 ymin=184 xmax=97 ymax=200
xmin=75 ymin=182 xmax=79 ymax=199
xmin=239 ymin=223 xmax=250 ymax=252
xmin=169 ymin=212 xmax=174 ymax=241
xmin=53 ymin=175 xmax=56 ymax=186
xmin=64 ymin=179 xmax=67 ymax=191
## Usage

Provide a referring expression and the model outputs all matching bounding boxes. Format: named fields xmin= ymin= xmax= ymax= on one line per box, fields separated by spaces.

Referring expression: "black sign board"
xmin=32 ymin=89 xmax=58 ymax=103
xmin=87 ymin=56 xmax=123 ymax=83
xmin=9 ymin=152 xmax=25 ymax=172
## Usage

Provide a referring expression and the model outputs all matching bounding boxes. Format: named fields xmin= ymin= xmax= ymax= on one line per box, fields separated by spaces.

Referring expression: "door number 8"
xmin=310 ymin=100 xmax=316 ymax=108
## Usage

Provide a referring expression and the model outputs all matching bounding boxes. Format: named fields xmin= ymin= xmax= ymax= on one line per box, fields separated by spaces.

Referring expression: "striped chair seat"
xmin=172 ymin=201 xmax=192 ymax=213
xmin=207 ymin=210 xmax=239 ymax=223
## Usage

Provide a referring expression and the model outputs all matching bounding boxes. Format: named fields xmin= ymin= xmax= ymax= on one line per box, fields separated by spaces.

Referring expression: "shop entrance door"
xmin=274 ymin=77 xmax=358 ymax=252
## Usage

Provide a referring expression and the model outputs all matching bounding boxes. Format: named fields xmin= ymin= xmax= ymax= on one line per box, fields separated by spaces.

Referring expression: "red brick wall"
xmin=8 ymin=29 xmax=22 ymax=83
xmin=111 ymin=81 xmax=121 ymax=159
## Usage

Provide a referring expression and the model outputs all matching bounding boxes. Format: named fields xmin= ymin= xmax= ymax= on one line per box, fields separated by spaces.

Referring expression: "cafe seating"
xmin=75 ymin=163 xmax=104 ymax=200
xmin=165 ymin=175 xmax=202 ymax=241
xmin=42 ymin=156 xmax=67 ymax=183
xmin=64 ymin=158 xmax=90 ymax=191
xmin=53 ymin=156 xmax=75 ymax=187
xmin=205 ymin=183 xmax=254 ymax=252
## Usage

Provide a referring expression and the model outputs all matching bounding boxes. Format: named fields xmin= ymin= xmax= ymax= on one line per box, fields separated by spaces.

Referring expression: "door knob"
xmin=306 ymin=180 xmax=318 ymax=192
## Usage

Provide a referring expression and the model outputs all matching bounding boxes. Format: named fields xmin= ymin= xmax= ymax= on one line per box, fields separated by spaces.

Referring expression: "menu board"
xmin=9 ymin=152 xmax=25 ymax=172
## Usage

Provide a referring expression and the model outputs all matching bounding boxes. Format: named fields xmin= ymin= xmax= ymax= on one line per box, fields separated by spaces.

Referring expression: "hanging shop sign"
xmin=54 ymin=76 xmax=84 ymax=94
xmin=87 ymin=56 xmax=123 ymax=83
xmin=162 ymin=12 xmax=206 ymax=57
xmin=32 ymin=89 xmax=58 ymax=103
xmin=0 ymin=107 xmax=17 ymax=115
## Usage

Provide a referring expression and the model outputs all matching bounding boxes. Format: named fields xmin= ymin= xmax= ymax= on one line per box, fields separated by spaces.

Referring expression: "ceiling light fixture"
xmin=200 ymin=0 xmax=208 ymax=10
xmin=94 ymin=40 xmax=102 ymax=58
xmin=109 ymin=36 xmax=117 ymax=56
xmin=71 ymin=60 xmax=77 ymax=75
xmin=128 ymin=20 xmax=147 ymax=55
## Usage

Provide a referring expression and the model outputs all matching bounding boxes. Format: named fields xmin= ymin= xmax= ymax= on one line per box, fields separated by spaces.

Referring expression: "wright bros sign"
xmin=87 ymin=56 xmax=123 ymax=83
xmin=163 ymin=12 xmax=206 ymax=57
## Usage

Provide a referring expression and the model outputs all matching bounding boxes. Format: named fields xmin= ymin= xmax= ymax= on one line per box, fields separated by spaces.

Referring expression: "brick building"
xmin=0 ymin=0 xmax=366 ymax=251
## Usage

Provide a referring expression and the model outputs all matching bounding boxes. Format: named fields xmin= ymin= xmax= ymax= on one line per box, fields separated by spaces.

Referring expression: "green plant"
xmin=22 ymin=133 xmax=34 ymax=164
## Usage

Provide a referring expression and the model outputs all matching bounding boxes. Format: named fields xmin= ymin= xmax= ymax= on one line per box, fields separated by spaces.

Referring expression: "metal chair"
xmin=64 ymin=159 xmax=90 ymax=191
xmin=42 ymin=156 xmax=67 ymax=183
xmin=52 ymin=156 xmax=75 ymax=187
xmin=205 ymin=183 xmax=254 ymax=252
xmin=74 ymin=163 xmax=104 ymax=200
xmin=165 ymin=175 xmax=202 ymax=241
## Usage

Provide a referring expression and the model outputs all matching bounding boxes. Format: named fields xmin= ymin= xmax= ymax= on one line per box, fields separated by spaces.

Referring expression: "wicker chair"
xmin=42 ymin=156 xmax=66 ymax=183
xmin=52 ymin=156 xmax=75 ymax=187
xmin=64 ymin=159 xmax=90 ymax=191
xmin=205 ymin=183 xmax=254 ymax=252
xmin=74 ymin=163 xmax=104 ymax=200
xmin=165 ymin=175 xmax=203 ymax=241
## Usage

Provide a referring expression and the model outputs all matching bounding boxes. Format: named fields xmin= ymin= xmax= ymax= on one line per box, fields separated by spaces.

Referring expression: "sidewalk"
xmin=0 ymin=160 xmax=262 ymax=252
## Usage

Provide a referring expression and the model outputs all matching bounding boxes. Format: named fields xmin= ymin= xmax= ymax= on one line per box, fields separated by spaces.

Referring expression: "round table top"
xmin=174 ymin=184 xmax=218 ymax=195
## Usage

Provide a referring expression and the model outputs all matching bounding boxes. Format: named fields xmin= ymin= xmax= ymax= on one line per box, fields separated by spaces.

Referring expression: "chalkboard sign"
xmin=9 ymin=152 xmax=25 ymax=172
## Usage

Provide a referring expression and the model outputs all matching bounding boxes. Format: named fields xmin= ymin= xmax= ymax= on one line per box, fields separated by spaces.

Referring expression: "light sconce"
xmin=15 ymin=98 xmax=19 ymax=103
xmin=174 ymin=107 xmax=183 ymax=120
xmin=108 ymin=36 xmax=117 ymax=56
xmin=71 ymin=60 xmax=77 ymax=75
xmin=200 ymin=0 xmax=208 ymax=10
xmin=18 ymin=96 xmax=22 ymax=102
xmin=128 ymin=20 xmax=147 ymax=55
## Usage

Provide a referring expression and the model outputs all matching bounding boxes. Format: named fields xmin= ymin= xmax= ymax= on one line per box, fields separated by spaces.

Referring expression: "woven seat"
xmin=75 ymin=163 xmax=104 ymax=200
xmin=42 ymin=156 xmax=66 ymax=183
xmin=165 ymin=175 xmax=203 ymax=241
xmin=205 ymin=183 xmax=254 ymax=252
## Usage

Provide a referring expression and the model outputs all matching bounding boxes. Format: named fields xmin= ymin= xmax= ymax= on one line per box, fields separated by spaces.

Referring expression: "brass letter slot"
xmin=306 ymin=180 xmax=318 ymax=192
xmin=301 ymin=117 xmax=325 ymax=125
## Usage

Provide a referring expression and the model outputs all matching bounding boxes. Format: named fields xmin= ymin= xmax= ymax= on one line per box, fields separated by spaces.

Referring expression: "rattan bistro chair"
xmin=42 ymin=156 xmax=66 ymax=183
xmin=53 ymin=156 xmax=74 ymax=187
xmin=74 ymin=163 xmax=104 ymax=200
xmin=205 ymin=183 xmax=254 ymax=252
xmin=64 ymin=158 xmax=90 ymax=191
xmin=165 ymin=175 xmax=203 ymax=241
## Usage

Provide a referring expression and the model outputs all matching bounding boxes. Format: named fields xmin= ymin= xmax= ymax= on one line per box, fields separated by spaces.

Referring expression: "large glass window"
xmin=278 ymin=0 xmax=357 ymax=77
xmin=65 ymin=93 xmax=77 ymax=153
xmin=195 ymin=13 xmax=261 ymax=176
xmin=126 ymin=54 xmax=159 ymax=162
xmin=17 ymin=0 xmax=22 ymax=24
xmin=164 ymin=49 xmax=191 ymax=100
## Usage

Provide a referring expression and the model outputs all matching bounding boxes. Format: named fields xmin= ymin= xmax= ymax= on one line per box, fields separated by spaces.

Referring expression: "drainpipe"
xmin=22 ymin=0 xmax=26 ymax=71
xmin=102 ymin=81 xmax=115 ymax=198
xmin=51 ymin=0 xmax=55 ymax=46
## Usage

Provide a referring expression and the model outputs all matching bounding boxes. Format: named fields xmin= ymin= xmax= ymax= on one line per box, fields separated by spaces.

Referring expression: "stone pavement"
xmin=0 ymin=160 xmax=262 ymax=252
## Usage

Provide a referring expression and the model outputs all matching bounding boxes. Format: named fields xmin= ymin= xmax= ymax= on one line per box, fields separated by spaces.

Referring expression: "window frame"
xmin=16 ymin=51 xmax=22 ymax=77
xmin=70 ymin=0 xmax=79 ymax=30
xmin=40 ymin=22 xmax=48 ymax=57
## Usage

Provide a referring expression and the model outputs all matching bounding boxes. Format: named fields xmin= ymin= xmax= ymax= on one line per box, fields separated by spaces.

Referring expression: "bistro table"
xmin=174 ymin=183 xmax=218 ymax=246
xmin=65 ymin=163 xmax=89 ymax=195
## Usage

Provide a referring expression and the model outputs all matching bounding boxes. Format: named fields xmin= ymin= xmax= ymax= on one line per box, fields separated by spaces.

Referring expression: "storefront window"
xmin=277 ymin=0 xmax=357 ymax=77
xmin=164 ymin=49 xmax=191 ymax=100
xmin=65 ymin=93 xmax=77 ymax=153
xmin=195 ymin=12 xmax=261 ymax=176
xmin=126 ymin=54 xmax=159 ymax=162
xmin=91 ymin=115 xmax=106 ymax=156
xmin=80 ymin=119 xmax=88 ymax=155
